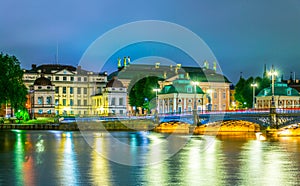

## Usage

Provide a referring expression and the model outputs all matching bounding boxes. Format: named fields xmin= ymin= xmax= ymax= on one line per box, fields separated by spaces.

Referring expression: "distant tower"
xmin=263 ymin=64 xmax=267 ymax=78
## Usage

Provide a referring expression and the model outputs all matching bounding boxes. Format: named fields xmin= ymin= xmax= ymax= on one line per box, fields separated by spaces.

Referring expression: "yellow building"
xmin=92 ymin=77 xmax=127 ymax=116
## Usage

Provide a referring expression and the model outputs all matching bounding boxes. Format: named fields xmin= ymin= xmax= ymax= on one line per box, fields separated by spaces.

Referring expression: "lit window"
xmin=46 ymin=96 xmax=52 ymax=104
xmin=38 ymin=97 xmax=43 ymax=105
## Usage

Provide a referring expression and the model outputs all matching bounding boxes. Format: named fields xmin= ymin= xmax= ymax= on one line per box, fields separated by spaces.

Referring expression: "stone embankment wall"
xmin=0 ymin=119 xmax=155 ymax=131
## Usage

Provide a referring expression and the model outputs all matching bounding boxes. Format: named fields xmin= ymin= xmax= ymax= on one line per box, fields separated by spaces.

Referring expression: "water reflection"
xmin=1 ymin=131 xmax=300 ymax=185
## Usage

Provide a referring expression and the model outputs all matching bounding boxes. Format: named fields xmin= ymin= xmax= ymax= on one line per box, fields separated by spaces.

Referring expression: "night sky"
xmin=1 ymin=0 xmax=300 ymax=84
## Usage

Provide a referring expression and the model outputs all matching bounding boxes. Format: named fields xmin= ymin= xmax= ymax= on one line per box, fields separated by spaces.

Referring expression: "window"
xmin=83 ymin=100 xmax=87 ymax=106
xmin=55 ymin=99 xmax=59 ymax=106
xmin=119 ymin=98 xmax=123 ymax=106
xmin=223 ymin=92 xmax=226 ymax=99
xmin=38 ymin=86 xmax=42 ymax=89
xmin=188 ymin=99 xmax=192 ymax=103
xmin=70 ymin=99 xmax=73 ymax=106
xmin=70 ymin=77 xmax=74 ymax=81
xmin=214 ymin=93 xmax=217 ymax=99
xmin=77 ymin=100 xmax=81 ymax=106
xmin=48 ymin=76 xmax=51 ymax=80
xmin=38 ymin=97 xmax=43 ymax=105
xmin=187 ymin=87 xmax=192 ymax=93
xmin=84 ymin=88 xmax=87 ymax=94
xmin=198 ymin=99 xmax=201 ymax=103
xmin=77 ymin=88 xmax=81 ymax=94
xmin=55 ymin=76 xmax=59 ymax=81
xmin=47 ymin=86 xmax=51 ymax=89
xmin=178 ymin=99 xmax=182 ymax=103
xmin=84 ymin=77 xmax=87 ymax=82
xmin=70 ymin=87 xmax=73 ymax=94
xmin=120 ymin=110 xmax=123 ymax=114
xmin=63 ymin=76 xmax=67 ymax=81
xmin=111 ymin=98 xmax=115 ymax=105
xmin=38 ymin=109 xmax=43 ymax=114
xmin=63 ymin=87 xmax=66 ymax=94
xmin=78 ymin=77 xmax=81 ymax=82
xmin=55 ymin=87 xmax=59 ymax=93
xmin=46 ymin=96 xmax=52 ymax=105
xmin=47 ymin=110 xmax=51 ymax=114
xmin=63 ymin=99 xmax=66 ymax=106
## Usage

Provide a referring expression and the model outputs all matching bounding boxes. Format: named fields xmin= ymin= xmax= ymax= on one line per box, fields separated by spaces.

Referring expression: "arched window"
xmin=38 ymin=97 xmax=43 ymax=105
xmin=46 ymin=96 xmax=52 ymax=105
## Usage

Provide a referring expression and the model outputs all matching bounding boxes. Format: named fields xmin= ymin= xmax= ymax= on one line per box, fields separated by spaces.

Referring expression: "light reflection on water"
xmin=0 ymin=131 xmax=300 ymax=185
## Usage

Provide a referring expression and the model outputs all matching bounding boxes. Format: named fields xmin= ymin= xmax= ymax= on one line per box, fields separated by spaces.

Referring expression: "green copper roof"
xmin=257 ymin=82 xmax=300 ymax=97
xmin=160 ymin=78 xmax=204 ymax=94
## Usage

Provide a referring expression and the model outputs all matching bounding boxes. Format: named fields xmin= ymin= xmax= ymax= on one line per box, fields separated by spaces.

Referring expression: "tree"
xmin=0 ymin=53 xmax=28 ymax=116
xmin=235 ymin=75 xmax=271 ymax=108
xmin=128 ymin=76 xmax=159 ymax=114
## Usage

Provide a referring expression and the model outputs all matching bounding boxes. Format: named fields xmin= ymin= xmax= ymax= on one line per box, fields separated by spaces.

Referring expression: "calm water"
xmin=1 ymin=130 xmax=300 ymax=186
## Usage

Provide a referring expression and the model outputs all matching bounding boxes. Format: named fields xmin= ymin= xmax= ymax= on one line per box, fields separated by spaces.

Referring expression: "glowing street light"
xmin=251 ymin=82 xmax=258 ymax=108
xmin=268 ymin=65 xmax=278 ymax=108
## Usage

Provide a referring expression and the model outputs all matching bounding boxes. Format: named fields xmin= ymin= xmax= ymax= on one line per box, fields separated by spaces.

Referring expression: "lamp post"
xmin=191 ymin=81 xmax=199 ymax=126
xmin=268 ymin=65 xmax=278 ymax=128
xmin=251 ymin=82 xmax=258 ymax=109
xmin=268 ymin=66 xmax=278 ymax=108
xmin=153 ymin=88 xmax=160 ymax=124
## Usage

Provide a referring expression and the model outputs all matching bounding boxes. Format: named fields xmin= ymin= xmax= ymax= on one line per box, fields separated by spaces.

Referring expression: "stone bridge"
xmin=158 ymin=109 xmax=300 ymax=129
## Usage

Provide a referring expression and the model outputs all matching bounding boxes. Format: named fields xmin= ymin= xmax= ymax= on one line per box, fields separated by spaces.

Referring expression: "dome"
xmin=34 ymin=76 xmax=52 ymax=86
xmin=106 ymin=77 xmax=124 ymax=88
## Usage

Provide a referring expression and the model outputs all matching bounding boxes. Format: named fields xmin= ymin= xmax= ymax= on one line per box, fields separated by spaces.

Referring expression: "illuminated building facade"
xmin=23 ymin=64 xmax=107 ymax=116
xmin=256 ymin=81 xmax=300 ymax=109
xmin=92 ymin=77 xmax=127 ymax=116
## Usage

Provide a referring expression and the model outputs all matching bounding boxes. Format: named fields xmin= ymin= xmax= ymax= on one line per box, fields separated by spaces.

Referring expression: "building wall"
xmin=92 ymin=87 xmax=127 ymax=116
xmin=23 ymin=68 xmax=107 ymax=116
xmin=30 ymin=85 xmax=55 ymax=117
xmin=256 ymin=96 xmax=300 ymax=109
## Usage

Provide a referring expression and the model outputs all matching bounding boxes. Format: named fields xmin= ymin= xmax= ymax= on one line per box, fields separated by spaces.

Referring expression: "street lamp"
xmin=191 ymin=81 xmax=199 ymax=125
xmin=251 ymin=82 xmax=258 ymax=109
xmin=153 ymin=88 xmax=160 ymax=113
xmin=153 ymin=88 xmax=160 ymax=124
xmin=268 ymin=65 xmax=278 ymax=108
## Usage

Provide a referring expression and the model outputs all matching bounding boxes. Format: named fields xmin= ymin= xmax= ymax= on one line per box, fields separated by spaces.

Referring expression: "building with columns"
xmin=108 ymin=61 xmax=231 ymax=113
xmin=256 ymin=81 xmax=300 ymax=109
xmin=158 ymin=75 xmax=205 ymax=113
